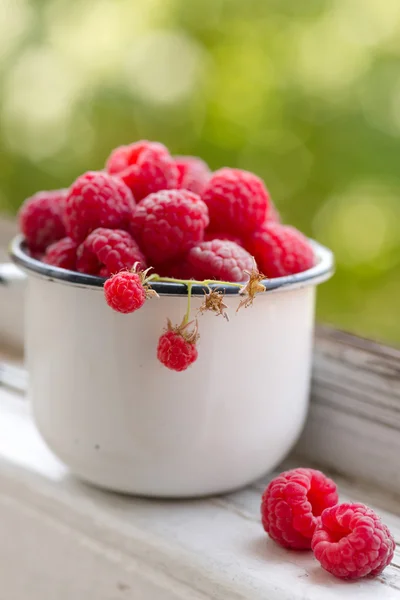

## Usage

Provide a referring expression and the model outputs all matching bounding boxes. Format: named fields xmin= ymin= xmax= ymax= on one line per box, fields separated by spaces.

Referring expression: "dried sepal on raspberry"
xmin=169 ymin=317 xmax=199 ymax=344
xmin=157 ymin=318 xmax=199 ymax=372
xmin=131 ymin=263 xmax=159 ymax=301
xmin=198 ymin=288 xmax=229 ymax=321
xmin=237 ymin=261 xmax=266 ymax=311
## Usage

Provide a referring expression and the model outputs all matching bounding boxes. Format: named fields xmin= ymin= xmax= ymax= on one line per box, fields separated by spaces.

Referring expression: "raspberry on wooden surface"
xmin=202 ymin=168 xmax=272 ymax=235
xmin=131 ymin=189 xmax=209 ymax=264
xmin=106 ymin=140 xmax=179 ymax=201
xmin=312 ymin=503 xmax=395 ymax=579
xmin=64 ymin=171 xmax=135 ymax=243
xmin=43 ymin=237 xmax=78 ymax=271
xmin=76 ymin=228 xmax=146 ymax=277
xmin=186 ymin=239 xmax=253 ymax=282
xmin=246 ymin=222 xmax=315 ymax=278
xmin=18 ymin=189 xmax=67 ymax=252
xmin=261 ymin=468 xmax=339 ymax=550
xmin=174 ymin=155 xmax=211 ymax=195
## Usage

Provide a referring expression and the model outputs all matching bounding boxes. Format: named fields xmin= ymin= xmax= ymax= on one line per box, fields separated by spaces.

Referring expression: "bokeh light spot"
xmin=293 ymin=12 xmax=370 ymax=96
xmin=0 ymin=0 xmax=33 ymax=62
xmin=1 ymin=46 xmax=83 ymax=160
xmin=125 ymin=31 xmax=207 ymax=105
xmin=313 ymin=184 xmax=400 ymax=269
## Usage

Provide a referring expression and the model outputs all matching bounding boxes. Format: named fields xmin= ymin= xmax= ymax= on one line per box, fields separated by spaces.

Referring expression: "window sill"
xmin=0 ymin=385 xmax=399 ymax=599
xmin=2 ymin=219 xmax=400 ymax=598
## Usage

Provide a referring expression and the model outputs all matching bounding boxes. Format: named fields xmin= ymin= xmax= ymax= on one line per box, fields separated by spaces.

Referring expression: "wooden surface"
xmin=0 ymin=387 xmax=400 ymax=600
xmin=2 ymin=217 xmax=400 ymax=597
xmin=0 ymin=216 xmax=16 ymax=263
xmin=297 ymin=327 xmax=400 ymax=496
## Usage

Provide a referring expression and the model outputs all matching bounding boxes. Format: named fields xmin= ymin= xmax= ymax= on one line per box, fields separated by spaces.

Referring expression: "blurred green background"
xmin=1 ymin=0 xmax=400 ymax=344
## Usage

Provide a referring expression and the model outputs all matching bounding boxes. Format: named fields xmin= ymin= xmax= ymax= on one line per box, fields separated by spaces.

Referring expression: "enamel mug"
xmin=0 ymin=236 xmax=334 ymax=497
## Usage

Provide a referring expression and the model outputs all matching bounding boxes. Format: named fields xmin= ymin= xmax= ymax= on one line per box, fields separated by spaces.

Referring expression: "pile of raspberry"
xmin=19 ymin=139 xmax=315 ymax=281
xmin=261 ymin=467 xmax=395 ymax=580
xmin=18 ymin=140 xmax=316 ymax=372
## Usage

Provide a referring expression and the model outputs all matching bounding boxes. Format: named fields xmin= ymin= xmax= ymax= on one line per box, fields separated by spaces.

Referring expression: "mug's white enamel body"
xmin=7 ymin=237 xmax=334 ymax=497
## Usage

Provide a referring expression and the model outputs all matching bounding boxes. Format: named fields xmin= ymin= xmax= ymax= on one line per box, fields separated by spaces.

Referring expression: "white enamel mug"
xmin=1 ymin=236 xmax=333 ymax=497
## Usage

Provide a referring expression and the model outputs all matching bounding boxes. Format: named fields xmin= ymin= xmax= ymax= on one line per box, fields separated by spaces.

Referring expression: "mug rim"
xmin=10 ymin=235 xmax=334 ymax=296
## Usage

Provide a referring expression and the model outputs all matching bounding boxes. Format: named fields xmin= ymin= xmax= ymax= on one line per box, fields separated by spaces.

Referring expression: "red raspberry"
xmin=261 ymin=468 xmax=339 ymax=550
xmin=157 ymin=322 xmax=198 ymax=372
xmin=43 ymin=237 xmax=78 ymax=271
xmin=131 ymin=189 xmax=209 ymax=264
xmin=312 ymin=503 xmax=395 ymax=579
xmin=106 ymin=140 xmax=179 ymax=201
xmin=28 ymin=249 xmax=44 ymax=261
xmin=104 ymin=271 xmax=146 ymax=314
xmin=246 ymin=223 xmax=315 ymax=278
xmin=64 ymin=171 xmax=135 ymax=243
xmin=175 ymin=155 xmax=211 ymax=195
xmin=18 ymin=189 xmax=67 ymax=252
xmin=202 ymin=168 xmax=272 ymax=235
xmin=153 ymin=257 xmax=194 ymax=279
xmin=186 ymin=239 xmax=253 ymax=282
xmin=204 ymin=231 xmax=243 ymax=246
xmin=76 ymin=228 xmax=146 ymax=277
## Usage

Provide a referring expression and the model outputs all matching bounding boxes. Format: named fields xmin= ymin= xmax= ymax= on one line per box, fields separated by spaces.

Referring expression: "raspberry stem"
xmin=147 ymin=273 xmax=266 ymax=316
xmin=150 ymin=275 xmax=243 ymax=289
xmin=183 ymin=282 xmax=193 ymax=324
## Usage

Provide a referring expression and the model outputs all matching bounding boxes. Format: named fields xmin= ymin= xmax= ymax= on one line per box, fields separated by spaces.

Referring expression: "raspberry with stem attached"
xmin=104 ymin=265 xmax=158 ymax=314
xmin=157 ymin=318 xmax=199 ymax=372
xmin=157 ymin=279 xmax=199 ymax=372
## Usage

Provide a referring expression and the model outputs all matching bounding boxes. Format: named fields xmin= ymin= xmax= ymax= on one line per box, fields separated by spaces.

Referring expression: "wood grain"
xmin=0 ymin=388 xmax=399 ymax=599
xmin=296 ymin=327 xmax=400 ymax=496
xmin=0 ymin=216 xmax=16 ymax=263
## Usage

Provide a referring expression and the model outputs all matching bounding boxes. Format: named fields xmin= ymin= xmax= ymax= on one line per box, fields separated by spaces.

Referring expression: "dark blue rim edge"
xmin=10 ymin=235 xmax=334 ymax=296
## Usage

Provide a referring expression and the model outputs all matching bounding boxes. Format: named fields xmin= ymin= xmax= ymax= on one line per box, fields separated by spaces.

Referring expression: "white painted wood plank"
xmin=0 ymin=263 xmax=25 ymax=351
xmin=0 ymin=217 xmax=23 ymax=350
xmin=296 ymin=328 xmax=400 ymax=496
xmin=0 ymin=389 xmax=399 ymax=599
xmin=0 ymin=493 xmax=207 ymax=600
